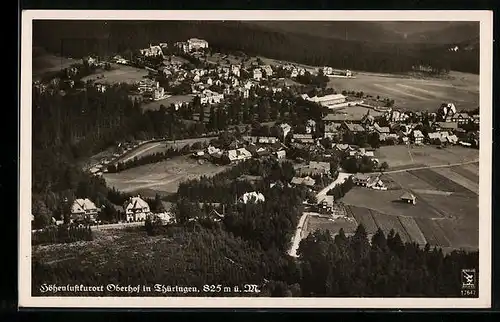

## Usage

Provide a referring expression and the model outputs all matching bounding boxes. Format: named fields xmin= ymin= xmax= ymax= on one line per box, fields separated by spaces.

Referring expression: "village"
xmin=32 ymin=37 xmax=480 ymax=256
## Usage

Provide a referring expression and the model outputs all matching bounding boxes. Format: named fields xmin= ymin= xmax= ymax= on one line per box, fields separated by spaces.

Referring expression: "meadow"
xmin=327 ymin=71 xmax=479 ymax=111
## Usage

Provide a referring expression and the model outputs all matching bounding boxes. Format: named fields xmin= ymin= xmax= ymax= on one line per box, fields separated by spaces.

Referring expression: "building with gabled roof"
xmin=70 ymin=198 xmax=99 ymax=223
xmin=400 ymin=191 xmax=416 ymax=205
xmin=124 ymin=195 xmax=151 ymax=222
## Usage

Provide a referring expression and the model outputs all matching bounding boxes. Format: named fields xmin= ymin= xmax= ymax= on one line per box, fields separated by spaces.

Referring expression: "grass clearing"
xmin=303 ymin=214 xmax=358 ymax=238
xmin=103 ymin=155 xmax=232 ymax=197
xmin=81 ymin=64 xmax=149 ymax=85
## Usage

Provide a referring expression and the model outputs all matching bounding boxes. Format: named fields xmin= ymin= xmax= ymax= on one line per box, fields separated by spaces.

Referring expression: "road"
xmin=288 ymin=212 xmax=310 ymax=258
xmin=315 ymin=172 xmax=353 ymax=204
xmin=92 ymin=221 xmax=143 ymax=230
xmin=288 ymin=172 xmax=352 ymax=258
xmin=120 ymin=142 xmax=163 ymax=163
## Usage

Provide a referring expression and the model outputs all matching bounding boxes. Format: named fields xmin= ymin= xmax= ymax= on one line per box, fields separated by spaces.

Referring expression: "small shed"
xmin=400 ymin=191 xmax=416 ymax=205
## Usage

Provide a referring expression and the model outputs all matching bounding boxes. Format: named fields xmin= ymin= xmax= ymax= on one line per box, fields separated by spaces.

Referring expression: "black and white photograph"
xmin=19 ymin=10 xmax=492 ymax=308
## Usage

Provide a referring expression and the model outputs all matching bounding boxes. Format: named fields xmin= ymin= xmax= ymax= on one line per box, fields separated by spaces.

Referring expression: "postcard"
xmin=19 ymin=10 xmax=492 ymax=309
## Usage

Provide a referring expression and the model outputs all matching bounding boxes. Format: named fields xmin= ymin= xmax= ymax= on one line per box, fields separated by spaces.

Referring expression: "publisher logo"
xmin=461 ymin=269 xmax=476 ymax=289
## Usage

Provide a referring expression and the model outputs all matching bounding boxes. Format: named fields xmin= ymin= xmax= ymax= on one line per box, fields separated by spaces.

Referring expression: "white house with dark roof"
xmin=239 ymin=191 xmax=266 ymax=204
xmin=71 ymin=198 xmax=99 ymax=223
xmin=124 ymin=195 xmax=151 ymax=222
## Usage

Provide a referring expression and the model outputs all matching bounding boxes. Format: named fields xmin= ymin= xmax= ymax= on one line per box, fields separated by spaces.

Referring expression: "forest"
xmin=32 ymin=223 xmax=478 ymax=297
xmin=33 ymin=20 xmax=479 ymax=75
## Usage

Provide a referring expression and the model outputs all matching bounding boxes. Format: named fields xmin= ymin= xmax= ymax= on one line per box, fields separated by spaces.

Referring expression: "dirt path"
xmin=288 ymin=212 xmax=310 ymax=258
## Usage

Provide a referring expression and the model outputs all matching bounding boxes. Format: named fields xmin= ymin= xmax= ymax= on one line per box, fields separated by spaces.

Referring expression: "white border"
xmin=19 ymin=10 xmax=493 ymax=309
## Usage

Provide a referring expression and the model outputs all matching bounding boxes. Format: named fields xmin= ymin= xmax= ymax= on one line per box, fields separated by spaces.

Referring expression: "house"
xmin=262 ymin=65 xmax=273 ymax=77
xmin=239 ymin=192 xmax=266 ymax=204
xmin=400 ymin=192 xmax=416 ymax=205
xmin=231 ymin=65 xmax=241 ymax=77
xmin=447 ymin=134 xmax=459 ymax=145
xmin=198 ymin=89 xmax=224 ymax=104
xmin=385 ymin=110 xmax=409 ymax=123
xmin=70 ymin=198 xmax=99 ymax=223
xmin=279 ymin=123 xmax=292 ymax=139
xmin=207 ymin=146 xmax=221 ymax=156
xmin=433 ymin=121 xmax=458 ymax=132
xmin=427 ymin=132 xmax=447 ymax=145
xmin=472 ymin=114 xmax=480 ymax=125
xmin=224 ymin=148 xmax=252 ymax=163
xmin=140 ymin=44 xmax=163 ymax=57
xmin=298 ymin=161 xmax=330 ymax=176
xmin=149 ymin=212 xmax=176 ymax=225
xmin=379 ymin=133 xmax=399 ymax=143
xmin=349 ymin=148 xmax=375 ymax=158
xmin=353 ymin=174 xmax=370 ymax=186
xmin=366 ymin=176 xmax=387 ymax=190
xmin=290 ymin=176 xmax=316 ymax=188
xmin=124 ymin=195 xmax=151 ymax=222
xmin=412 ymin=130 xmax=425 ymax=145
xmin=258 ymin=137 xmax=279 ymax=144
xmin=248 ymin=146 xmax=269 ymax=158
xmin=451 ymin=113 xmax=472 ymax=125
xmin=187 ymin=38 xmax=209 ymax=51
xmin=438 ymin=103 xmax=457 ymax=122
xmin=324 ymin=123 xmax=340 ymax=140
xmin=275 ymin=150 xmax=286 ymax=159
xmin=292 ymin=134 xmax=315 ymax=144
xmin=332 ymin=143 xmax=353 ymax=153
xmin=321 ymin=66 xmax=334 ymax=75
xmin=253 ymin=68 xmax=263 ymax=81
xmin=305 ymin=119 xmax=317 ymax=134
xmin=342 ymin=122 xmax=366 ymax=134
xmin=373 ymin=123 xmax=390 ymax=135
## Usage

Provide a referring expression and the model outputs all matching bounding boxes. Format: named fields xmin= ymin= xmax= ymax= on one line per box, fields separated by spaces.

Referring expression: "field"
xmin=375 ymin=145 xmax=479 ymax=169
xmin=103 ymin=155 xmax=231 ymax=198
xmin=340 ymin=162 xmax=479 ymax=251
xmin=81 ymin=64 xmax=148 ymax=85
xmin=327 ymin=71 xmax=479 ymax=111
xmin=116 ymin=137 xmax=218 ymax=163
xmin=303 ymin=214 xmax=358 ymax=238
xmin=142 ymin=95 xmax=195 ymax=111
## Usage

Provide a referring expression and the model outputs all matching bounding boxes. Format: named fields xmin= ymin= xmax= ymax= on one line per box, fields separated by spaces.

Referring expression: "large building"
xmin=187 ymin=38 xmax=209 ymax=51
xmin=124 ymin=195 xmax=151 ymax=222
xmin=70 ymin=198 xmax=99 ymax=223
xmin=301 ymin=93 xmax=347 ymax=108
xmin=198 ymin=89 xmax=224 ymax=104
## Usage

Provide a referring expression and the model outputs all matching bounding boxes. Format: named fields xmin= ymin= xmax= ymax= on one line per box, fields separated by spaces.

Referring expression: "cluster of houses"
xmin=319 ymin=66 xmax=353 ymax=77
xmin=174 ymin=38 xmax=209 ymax=53
xmin=318 ymin=102 xmax=479 ymax=148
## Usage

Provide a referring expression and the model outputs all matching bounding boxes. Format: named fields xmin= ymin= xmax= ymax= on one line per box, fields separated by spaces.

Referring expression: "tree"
xmin=380 ymin=161 xmax=389 ymax=173
xmin=32 ymin=198 xmax=52 ymax=229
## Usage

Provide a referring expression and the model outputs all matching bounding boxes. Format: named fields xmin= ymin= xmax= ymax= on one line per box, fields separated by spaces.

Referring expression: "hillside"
xmin=32 ymin=20 xmax=479 ymax=74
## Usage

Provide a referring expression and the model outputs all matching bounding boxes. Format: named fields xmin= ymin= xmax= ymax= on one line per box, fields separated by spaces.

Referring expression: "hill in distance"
xmin=243 ymin=21 xmax=479 ymax=44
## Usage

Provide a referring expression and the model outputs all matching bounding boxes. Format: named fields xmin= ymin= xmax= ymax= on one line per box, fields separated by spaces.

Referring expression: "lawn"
xmin=103 ymin=155 xmax=231 ymax=197
xmin=327 ymin=71 xmax=479 ymax=112
xmin=32 ymin=49 xmax=80 ymax=77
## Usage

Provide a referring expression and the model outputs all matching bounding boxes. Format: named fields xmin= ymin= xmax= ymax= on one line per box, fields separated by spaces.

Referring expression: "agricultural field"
xmin=327 ymin=71 xmax=479 ymax=112
xmin=450 ymin=165 xmax=479 ymax=183
xmin=303 ymin=214 xmax=358 ymax=239
xmin=339 ymin=162 xmax=479 ymax=252
xmin=141 ymin=95 xmax=195 ymax=111
xmin=375 ymin=145 xmax=479 ymax=169
xmin=81 ymin=64 xmax=148 ymax=85
xmin=103 ymin=155 xmax=231 ymax=198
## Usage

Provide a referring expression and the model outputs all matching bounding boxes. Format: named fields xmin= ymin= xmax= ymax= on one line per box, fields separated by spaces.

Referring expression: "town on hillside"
xmin=30 ymin=19 xmax=484 ymax=299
